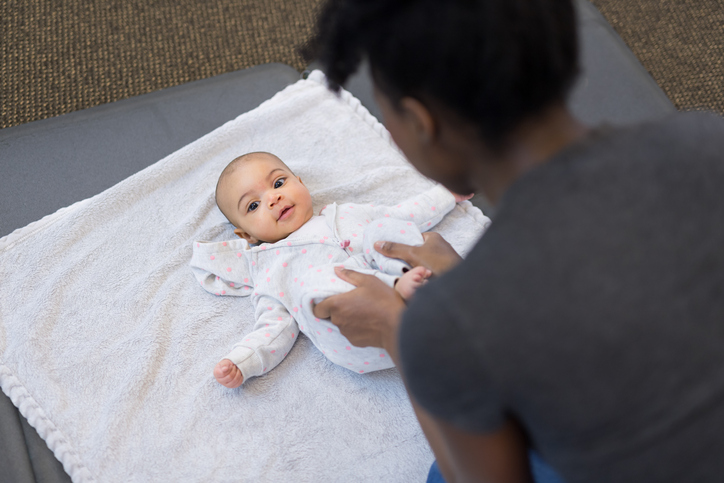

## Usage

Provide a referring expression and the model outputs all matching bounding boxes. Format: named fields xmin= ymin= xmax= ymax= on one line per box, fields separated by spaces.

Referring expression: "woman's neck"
xmin=471 ymin=105 xmax=589 ymax=205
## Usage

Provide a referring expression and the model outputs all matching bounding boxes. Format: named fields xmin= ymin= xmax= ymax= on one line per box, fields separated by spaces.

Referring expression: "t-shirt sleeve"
xmin=399 ymin=288 xmax=507 ymax=433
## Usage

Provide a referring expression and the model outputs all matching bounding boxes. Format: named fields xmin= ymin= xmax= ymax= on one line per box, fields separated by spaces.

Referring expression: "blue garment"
xmin=426 ymin=451 xmax=565 ymax=483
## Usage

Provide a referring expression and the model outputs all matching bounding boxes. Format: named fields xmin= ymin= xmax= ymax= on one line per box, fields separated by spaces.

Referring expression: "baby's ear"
xmin=234 ymin=228 xmax=258 ymax=245
xmin=297 ymin=176 xmax=305 ymax=186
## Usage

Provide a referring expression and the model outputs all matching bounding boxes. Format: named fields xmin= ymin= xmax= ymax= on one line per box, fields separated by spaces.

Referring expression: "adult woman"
xmin=306 ymin=0 xmax=724 ymax=482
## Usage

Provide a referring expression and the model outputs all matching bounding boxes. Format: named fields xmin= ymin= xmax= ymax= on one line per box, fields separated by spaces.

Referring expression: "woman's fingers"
xmin=374 ymin=232 xmax=462 ymax=276
xmin=373 ymin=240 xmax=420 ymax=266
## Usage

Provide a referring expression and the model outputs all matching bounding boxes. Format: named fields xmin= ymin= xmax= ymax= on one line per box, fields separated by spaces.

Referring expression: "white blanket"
xmin=0 ymin=71 xmax=488 ymax=482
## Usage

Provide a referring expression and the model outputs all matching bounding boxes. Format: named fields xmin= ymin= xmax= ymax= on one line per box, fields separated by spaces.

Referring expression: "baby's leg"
xmin=299 ymin=260 xmax=396 ymax=373
xmin=362 ymin=218 xmax=424 ymax=276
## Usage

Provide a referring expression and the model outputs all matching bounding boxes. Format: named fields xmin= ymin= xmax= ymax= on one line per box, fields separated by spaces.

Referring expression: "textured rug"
xmin=1 ymin=0 xmax=722 ymax=128
xmin=0 ymin=0 xmax=323 ymax=128
xmin=590 ymin=0 xmax=724 ymax=114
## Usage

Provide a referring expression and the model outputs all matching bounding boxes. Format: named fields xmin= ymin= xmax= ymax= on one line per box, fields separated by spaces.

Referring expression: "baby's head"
xmin=215 ymin=152 xmax=314 ymax=244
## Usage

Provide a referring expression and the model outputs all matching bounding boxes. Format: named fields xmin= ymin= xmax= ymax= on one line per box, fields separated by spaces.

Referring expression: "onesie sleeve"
xmin=190 ymin=239 xmax=254 ymax=297
xmin=224 ymin=296 xmax=299 ymax=382
xmin=363 ymin=184 xmax=456 ymax=232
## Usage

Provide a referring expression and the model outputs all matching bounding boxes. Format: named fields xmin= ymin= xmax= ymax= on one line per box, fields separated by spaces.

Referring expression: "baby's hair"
xmin=215 ymin=152 xmax=294 ymax=226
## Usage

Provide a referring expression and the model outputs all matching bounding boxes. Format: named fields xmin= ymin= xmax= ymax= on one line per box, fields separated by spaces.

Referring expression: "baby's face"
xmin=217 ymin=153 xmax=314 ymax=244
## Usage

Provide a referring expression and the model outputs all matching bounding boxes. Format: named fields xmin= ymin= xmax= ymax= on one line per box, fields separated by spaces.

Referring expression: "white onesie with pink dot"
xmin=190 ymin=184 xmax=459 ymax=383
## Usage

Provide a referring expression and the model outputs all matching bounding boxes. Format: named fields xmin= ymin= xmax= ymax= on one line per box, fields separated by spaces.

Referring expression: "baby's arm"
xmin=215 ymin=296 xmax=299 ymax=388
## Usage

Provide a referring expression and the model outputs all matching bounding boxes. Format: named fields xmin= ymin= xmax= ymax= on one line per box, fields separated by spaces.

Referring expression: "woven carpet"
xmin=1 ymin=0 xmax=722 ymax=129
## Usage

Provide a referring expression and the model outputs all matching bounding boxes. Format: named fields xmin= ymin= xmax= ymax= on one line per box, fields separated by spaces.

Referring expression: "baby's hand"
xmin=452 ymin=192 xmax=474 ymax=203
xmin=214 ymin=359 xmax=244 ymax=388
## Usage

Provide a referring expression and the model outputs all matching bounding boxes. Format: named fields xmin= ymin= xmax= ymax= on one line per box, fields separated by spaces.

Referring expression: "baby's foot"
xmin=214 ymin=359 xmax=244 ymax=388
xmin=395 ymin=266 xmax=431 ymax=301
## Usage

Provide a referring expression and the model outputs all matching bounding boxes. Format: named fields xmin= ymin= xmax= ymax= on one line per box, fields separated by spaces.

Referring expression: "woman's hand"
xmin=313 ymin=266 xmax=406 ymax=357
xmin=374 ymin=231 xmax=462 ymax=277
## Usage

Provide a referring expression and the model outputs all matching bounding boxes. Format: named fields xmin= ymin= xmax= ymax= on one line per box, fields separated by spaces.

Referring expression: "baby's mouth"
xmin=278 ymin=205 xmax=294 ymax=221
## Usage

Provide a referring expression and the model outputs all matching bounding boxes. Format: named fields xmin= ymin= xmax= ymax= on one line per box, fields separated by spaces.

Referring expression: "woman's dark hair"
xmin=303 ymin=0 xmax=579 ymax=149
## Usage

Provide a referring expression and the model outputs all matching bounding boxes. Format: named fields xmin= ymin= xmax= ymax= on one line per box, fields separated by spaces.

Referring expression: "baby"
xmin=191 ymin=152 xmax=466 ymax=388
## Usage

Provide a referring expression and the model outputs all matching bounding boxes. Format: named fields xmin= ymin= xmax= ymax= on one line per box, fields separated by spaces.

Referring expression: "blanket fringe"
xmin=0 ymin=363 xmax=96 ymax=482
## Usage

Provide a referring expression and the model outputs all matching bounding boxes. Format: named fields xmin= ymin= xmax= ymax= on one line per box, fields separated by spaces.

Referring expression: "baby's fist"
xmin=214 ymin=359 xmax=244 ymax=388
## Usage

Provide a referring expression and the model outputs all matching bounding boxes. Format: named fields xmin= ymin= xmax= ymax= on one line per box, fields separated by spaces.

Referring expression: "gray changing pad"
xmin=0 ymin=1 xmax=674 ymax=481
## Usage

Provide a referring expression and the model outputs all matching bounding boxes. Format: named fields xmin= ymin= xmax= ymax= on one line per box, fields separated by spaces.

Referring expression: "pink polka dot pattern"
xmin=226 ymin=267 xmax=232 ymax=272
xmin=210 ymin=255 xmax=215 ymax=260
xmin=302 ymin=249 xmax=307 ymax=254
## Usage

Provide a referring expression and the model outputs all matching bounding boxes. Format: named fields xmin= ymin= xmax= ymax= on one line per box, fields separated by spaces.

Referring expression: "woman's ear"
xmin=399 ymin=97 xmax=436 ymax=144
xmin=234 ymin=227 xmax=258 ymax=245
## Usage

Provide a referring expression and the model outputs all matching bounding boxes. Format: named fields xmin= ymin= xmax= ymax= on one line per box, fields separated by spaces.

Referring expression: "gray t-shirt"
xmin=400 ymin=112 xmax=724 ymax=483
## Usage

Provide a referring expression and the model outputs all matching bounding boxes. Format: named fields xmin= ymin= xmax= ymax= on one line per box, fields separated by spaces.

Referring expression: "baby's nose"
xmin=267 ymin=192 xmax=282 ymax=207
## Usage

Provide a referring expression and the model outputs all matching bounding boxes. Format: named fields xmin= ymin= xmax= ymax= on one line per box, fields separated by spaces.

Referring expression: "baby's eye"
xmin=274 ymin=178 xmax=285 ymax=189
xmin=247 ymin=201 xmax=259 ymax=212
